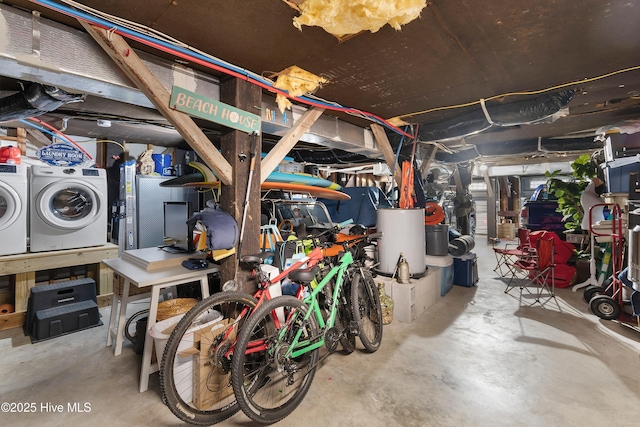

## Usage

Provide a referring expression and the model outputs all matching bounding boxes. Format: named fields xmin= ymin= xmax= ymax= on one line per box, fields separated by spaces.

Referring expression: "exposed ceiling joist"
xmin=81 ymin=21 xmax=233 ymax=185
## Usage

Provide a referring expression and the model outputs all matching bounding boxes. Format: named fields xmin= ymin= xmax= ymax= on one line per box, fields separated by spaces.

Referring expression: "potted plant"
xmin=545 ymin=153 xmax=603 ymax=281
xmin=545 ymin=153 xmax=602 ymax=235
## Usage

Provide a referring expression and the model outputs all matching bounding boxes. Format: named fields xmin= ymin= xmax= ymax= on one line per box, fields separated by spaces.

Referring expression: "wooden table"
xmin=102 ymin=249 xmax=219 ymax=393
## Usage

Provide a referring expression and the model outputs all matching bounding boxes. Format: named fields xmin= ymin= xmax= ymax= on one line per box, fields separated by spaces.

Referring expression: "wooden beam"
xmin=260 ymin=107 xmax=324 ymax=183
xmin=370 ymin=124 xmax=401 ymax=186
xmin=453 ymin=165 xmax=464 ymax=193
xmin=421 ymin=145 xmax=438 ymax=178
xmin=483 ymin=169 xmax=494 ymax=198
xmin=25 ymin=128 xmax=51 ymax=148
xmin=80 ymin=22 xmax=233 ymax=185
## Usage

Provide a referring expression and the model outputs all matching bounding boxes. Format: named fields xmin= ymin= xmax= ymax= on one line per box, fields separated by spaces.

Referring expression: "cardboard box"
xmin=498 ymin=222 xmax=516 ymax=240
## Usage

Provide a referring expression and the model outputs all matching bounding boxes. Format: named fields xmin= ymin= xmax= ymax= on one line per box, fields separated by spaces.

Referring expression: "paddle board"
xmin=266 ymin=171 xmax=341 ymax=190
xmin=261 ymin=182 xmax=350 ymax=200
xmin=181 ymin=181 xmax=349 ymax=200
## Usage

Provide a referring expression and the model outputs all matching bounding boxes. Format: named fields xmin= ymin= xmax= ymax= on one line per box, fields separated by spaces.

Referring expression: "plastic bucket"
xmin=425 ymin=224 xmax=449 ymax=256
xmin=152 ymin=154 xmax=173 ymax=176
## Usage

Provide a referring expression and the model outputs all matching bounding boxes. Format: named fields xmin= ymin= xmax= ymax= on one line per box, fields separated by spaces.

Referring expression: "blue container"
xmin=453 ymin=253 xmax=478 ymax=287
xmin=425 ymin=254 xmax=454 ymax=296
xmin=152 ymin=154 xmax=173 ymax=176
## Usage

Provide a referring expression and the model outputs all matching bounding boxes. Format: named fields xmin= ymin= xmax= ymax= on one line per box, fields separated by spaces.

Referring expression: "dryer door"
xmin=0 ymin=182 xmax=21 ymax=232
xmin=35 ymin=179 xmax=102 ymax=230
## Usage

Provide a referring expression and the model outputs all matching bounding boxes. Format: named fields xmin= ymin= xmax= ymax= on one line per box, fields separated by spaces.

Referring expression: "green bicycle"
xmin=230 ymin=232 xmax=383 ymax=424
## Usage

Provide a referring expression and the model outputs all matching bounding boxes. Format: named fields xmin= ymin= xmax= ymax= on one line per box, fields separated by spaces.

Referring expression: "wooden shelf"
xmin=0 ymin=243 xmax=119 ymax=331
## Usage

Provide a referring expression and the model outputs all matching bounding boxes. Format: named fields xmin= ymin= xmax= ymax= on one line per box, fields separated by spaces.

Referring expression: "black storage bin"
xmin=24 ymin=278 xmax=102 ymax=342
xmin=453 ymin=252 xmax=479 ymax=287
xmin=31 ymin=300 xmax=102 ymax=342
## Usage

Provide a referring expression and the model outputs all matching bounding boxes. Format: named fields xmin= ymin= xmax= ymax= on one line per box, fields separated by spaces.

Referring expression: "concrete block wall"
xmin=374 ymin=268 xmax=441 ymax=323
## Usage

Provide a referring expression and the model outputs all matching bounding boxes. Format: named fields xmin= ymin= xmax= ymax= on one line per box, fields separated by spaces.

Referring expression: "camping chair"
xmin=505 ymin=236 xmax=557 ymax=307
xmin=494 ymin=228 xmax=531 ymax=278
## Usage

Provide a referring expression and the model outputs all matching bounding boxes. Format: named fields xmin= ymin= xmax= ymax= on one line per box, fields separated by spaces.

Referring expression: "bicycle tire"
xmin=124 ymin=308 xmax=150 ymax=343
xmin=231 ymin=295 xmax=319 ymax=424
xmin=160 ymin=291 xmax=258 ymax=425
xmin=351 ymin=269 xmax=383 ymax=352
xmin=336 ymin=283 xmax=356 ymax=354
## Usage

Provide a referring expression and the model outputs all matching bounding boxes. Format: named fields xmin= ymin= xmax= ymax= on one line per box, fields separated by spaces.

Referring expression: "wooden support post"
xmin=14 ymin=272 xmax=35 ymax=312
xmin=80 ymin=22 xmax=233 ymax=185
xmin=7 ymin=128 xmax=27 ymax=154
xmin=260 ymin=107 xmax=324 ymax=183
xmin=370 ymin=124 xmax=401 ymax=186
xmin=483 ymin=169 xmax=494 ymax=199
xmin=453 ymin=165 xmax=464 ymax=193
xmin=219 ymin=78 xmax=262 ymax=292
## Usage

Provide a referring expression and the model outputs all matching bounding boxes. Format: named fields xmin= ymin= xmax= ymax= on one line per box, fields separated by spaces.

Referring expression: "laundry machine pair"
xmin=29 ymin=165 xmax=108 ymax=253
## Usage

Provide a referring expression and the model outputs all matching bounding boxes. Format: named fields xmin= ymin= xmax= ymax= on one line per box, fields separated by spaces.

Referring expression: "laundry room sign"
xmin=170 ymin=86 xmax=261 ymax=135
xmin=37 ymin=143 xmax=90 ymax=167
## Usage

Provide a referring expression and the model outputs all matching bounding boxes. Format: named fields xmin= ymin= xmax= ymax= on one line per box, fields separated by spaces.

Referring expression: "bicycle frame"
xmin=284 ymin=249 xmax=354 ymax=358
xmin=219 ymin=246 xmax=326 ymax=358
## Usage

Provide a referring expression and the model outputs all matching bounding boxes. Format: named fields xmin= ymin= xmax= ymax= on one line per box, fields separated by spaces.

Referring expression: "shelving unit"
xmin=0 ymin=243 xmax=119 ymax=331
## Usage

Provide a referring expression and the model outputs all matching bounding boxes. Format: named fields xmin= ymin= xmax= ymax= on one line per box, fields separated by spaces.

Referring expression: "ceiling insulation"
xmin=288 ymin=0 xmax=427 ymax=37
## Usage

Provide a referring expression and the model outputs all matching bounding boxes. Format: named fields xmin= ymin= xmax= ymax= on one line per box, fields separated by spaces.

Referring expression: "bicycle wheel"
xmin=351 ymin=269 xmax=383 ymax=352
xmin=231 ymin=295 xmax=319 ymax=424
xmin=160 ymin=291 xmax=257 ymax=425
xmin=336 ymin=283 xmax=356 ymax=354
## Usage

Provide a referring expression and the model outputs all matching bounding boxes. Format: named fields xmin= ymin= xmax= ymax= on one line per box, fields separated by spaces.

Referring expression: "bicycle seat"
xmin=288 ymin=266 xmax=319 ymax=284
xmin=241 ymin=251 xmax=275 ymax=266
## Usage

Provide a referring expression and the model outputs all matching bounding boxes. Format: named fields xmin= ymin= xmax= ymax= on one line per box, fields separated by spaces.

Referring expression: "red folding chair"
xmin=505 ymin=236 xmax=558 ymax=307
xmin=494 ymin=228 xmax=531 ymax=278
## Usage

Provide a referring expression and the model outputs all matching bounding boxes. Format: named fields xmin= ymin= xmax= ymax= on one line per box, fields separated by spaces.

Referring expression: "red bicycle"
xmin=160 ymin=221 xmax=355 ymax=425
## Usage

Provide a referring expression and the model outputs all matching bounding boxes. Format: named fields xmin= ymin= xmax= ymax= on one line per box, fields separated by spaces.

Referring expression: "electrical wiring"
xmin=31 ymin=0 xmax=416 ymax=139
xmin=393 ymin=64 xmax=640 ymax=122
xmin=31 ymin=0 xmax=412 ymax=137
xmin=94 ymin=139 xmax=127 ymax=152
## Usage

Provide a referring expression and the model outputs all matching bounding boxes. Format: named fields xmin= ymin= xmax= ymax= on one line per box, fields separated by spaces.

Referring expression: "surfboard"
xmin=261 ymin=182 xmax=350 ymax=200
xmin=266 ymin=171 xmax=342 ymax=190
xmin=181 ymin=181 xmax=349 ymax=200
xmin=162 ymin=165 xmax=341 ymax=190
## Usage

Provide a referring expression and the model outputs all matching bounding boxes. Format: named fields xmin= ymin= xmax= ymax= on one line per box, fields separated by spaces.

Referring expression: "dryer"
xmin=30 ymin=165 xmax=108 ymax=252
xmin=0 ymin=164 xmax=28 ymax=256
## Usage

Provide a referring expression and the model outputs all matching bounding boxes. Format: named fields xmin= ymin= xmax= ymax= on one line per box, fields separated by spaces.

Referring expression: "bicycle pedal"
xmin=348 ymin=321 xmax=359 ymax=335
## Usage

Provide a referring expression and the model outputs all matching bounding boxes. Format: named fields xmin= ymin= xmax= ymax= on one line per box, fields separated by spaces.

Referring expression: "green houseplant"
xmin=545 ymin=153 xmax=600 ymax=234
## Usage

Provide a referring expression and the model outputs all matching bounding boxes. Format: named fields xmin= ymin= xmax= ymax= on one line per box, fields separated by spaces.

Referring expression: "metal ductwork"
xmin=417 ymin=90 xmax=576 ymax=143
xmin=0 ymin=83 xmax=83 ymax=122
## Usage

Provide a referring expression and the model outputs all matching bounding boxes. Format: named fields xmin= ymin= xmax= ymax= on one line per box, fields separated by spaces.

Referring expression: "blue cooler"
xmin=425 ymin=254 xmax=454 ymax=296
xmin=453 ymin=252 xmax=478 ymax=287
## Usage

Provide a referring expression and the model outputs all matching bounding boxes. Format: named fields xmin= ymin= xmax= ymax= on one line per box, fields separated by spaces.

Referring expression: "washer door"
xmin=0 ymin=182 xmax=21 ymax=232
xmin=35 ymin=179 xmax=101 ymax=230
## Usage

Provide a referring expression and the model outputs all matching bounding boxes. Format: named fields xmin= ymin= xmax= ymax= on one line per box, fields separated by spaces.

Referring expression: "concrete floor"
xmin=2 ymin=239 xmax=640 ymax=426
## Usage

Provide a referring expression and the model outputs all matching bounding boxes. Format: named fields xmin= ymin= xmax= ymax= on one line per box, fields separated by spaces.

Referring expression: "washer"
xmin=0 ymin=164 xmax=28 ymax=256
xmin=30 ymin=165 xmax=107 ymax=252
